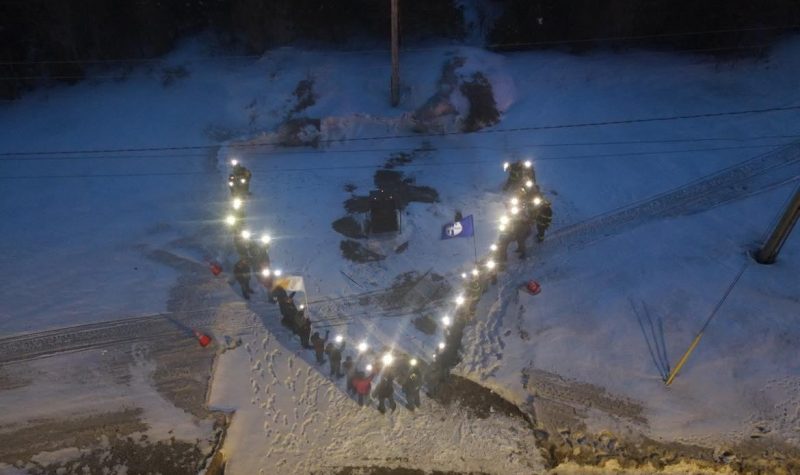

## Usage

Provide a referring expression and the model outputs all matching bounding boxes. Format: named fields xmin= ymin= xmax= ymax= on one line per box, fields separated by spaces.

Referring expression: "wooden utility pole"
xmin=756 ymin=185 xmax=800 ymax=264
xmin=390 ymin=0 xmax=400 ymax=106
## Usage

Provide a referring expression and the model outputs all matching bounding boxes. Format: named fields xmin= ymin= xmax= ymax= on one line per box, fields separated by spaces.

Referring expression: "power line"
xmin=0 ymin=23 xmax=796 ymax=67
xmin=1 ymin=142 xmax=795 ymax=180
xmin=2 ymin=134 xmax=796 ymax=162
xmin=3 ymin=104 xmax=800 ymax=158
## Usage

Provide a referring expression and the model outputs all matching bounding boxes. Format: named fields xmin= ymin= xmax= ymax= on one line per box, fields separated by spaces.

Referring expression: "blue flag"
xmin=442 ymin=215 xmax=475 ymax=240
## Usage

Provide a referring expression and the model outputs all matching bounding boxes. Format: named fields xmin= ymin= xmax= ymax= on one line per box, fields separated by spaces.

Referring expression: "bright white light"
xmin=232 ymin=198 xmax=242 ymax=210
xmin=231 ymin=159 xmax=238 ymax=166
xmin=357 ymin=341 xmax=368 ymax=353
xmin=524 ymin=160 xmax=532 ymax=168
xmin=533 ymin=196 xmax=543 ymax=206
xmin=471 ymin=268 xmax=479 ymax=277
xmin=441 ymin=315 xmax=451 ymax=327
xmin=240 ymin=178 xmax=246 ymax=184
xmin=225 ymin=215 xmax=236 ymax=226
xmin=500 ymin=215 xmax=510 ymax=225
xmin=455 ymin=294 xmax=465 ymax=306
xmin=503 ymin=162 xmax=510 ymax=171
xmin=511 ymin=206 xmax=520 ymax=215
xmin=261 ymin=268 xmax=271 ymax=277
xmin=511 ymin=197 xmax=519 ymax=206
xmin=432 ymin=353 xmax=437 ymax=359
xmin=525 ymin=180 xmax=534 ymax=188
xmin=299 ymin=304 xmax=305 ymax=310
xmin=241 ymin=230 xmax=251 ymax=240
xmin=335 ymin=334 xmax=344 ymax=344
xmin=461 ymin=272 xmax=468 ymax=279
xmin=438 ymin=341 xmax=446 ymax=350
xmin=382 ymin=353 xmax=394 ymax=366
xmin=499 ymin=223 xmax=507 ymax=232
xmin=228 ymin=181 xmax=234 ymax=187
xmin=486 ymin=259 xmax=496 ymax=270
xmin=273 ymin=269 xmax=282 ymax=277
xmin=366 ymin=364 xmax=373 ymax=372
xmin=410 ymin=358 xmax=418 ymax=367
xmin=260 ymin=234 xmax=271 ymax=244
xmin=490 ymin=244 xmax=498 ymax=251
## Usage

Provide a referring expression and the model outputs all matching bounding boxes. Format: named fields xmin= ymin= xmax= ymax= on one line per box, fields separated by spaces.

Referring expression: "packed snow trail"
xmin=209 ymin=301 xmax=546 ymax=474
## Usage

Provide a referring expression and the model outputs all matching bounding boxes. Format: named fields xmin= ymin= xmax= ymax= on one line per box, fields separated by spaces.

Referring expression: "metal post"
xmin=390 ymin=0 xmax=400 ymax=107
xmin=756 ymin=186 xmax=800 ymax=264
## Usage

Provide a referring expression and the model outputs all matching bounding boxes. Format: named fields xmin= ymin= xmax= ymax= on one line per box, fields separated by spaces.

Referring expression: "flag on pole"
xmin=274 ymin=275 xmax=305 ymax=292
xmin=441 ymin=214 xmax=475 ymax=240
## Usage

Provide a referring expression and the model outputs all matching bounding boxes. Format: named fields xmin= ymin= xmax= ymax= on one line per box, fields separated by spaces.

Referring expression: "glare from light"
xmin=524 ymin=160 xmax=532 ymax=168
xmin=240 ymin=178 xmax=246 ymax=184
xmin=366 ymin=364 xmax=373 ymax=372
xmin=511 ymin=197 xmax=519 ymax=206
xmin=486 ymin=259 xmax=496 ymax=270
xmin=500 ymin=215 xmax=510 ymax=225
xmin=241 ymin=230 xmax=251 ymax=240
xmin=511 ymin=206 xmax=519 ymax=215
xmin=533 ymin=196 xmax=543 ymax=206
xmin=231 ymin=159 xmax=238 ymax=166
xmin=432 ymin=353 xmax=437 ymax=359
xmin=471 ymin=268 xmax=479 ymax=277
xmin=228 ymin=181 xmax=234 ymax=187
xmin=455 ymin=294 xmax=465 ymax=306
xmin=490 ymin=244 xmax=498 ymax=251
xmin=441 ymin=315 xmax=451 ymax=327
xmin=273 ymin=269 xmax=282 ymax=277
xmin=461 ymin=272 xmax=468 ymax=279
xmin=410 ymin=358 xmax=418 ymax=367
xmin=382 ymin=353 xmax=394 ymax=366
xmin=503 ymin=162 xmax=510 ymax=171
xmin=358 ymin=341 xmax=368 ymax=353
xmin=335 ymin=334 xmax=343 ymax=344
xmin=299 ymin=304 xmax=305 ymax=310
xmin=225 ymin=215 xmax=236 ymax=226
xmin=525 ymin=180 xmax=534 ymax=188
xmin=499 ymin=223 xmax=507 ymax=232
xmin=438 ymin=341 xmax=446 ymax=350
xmin=261 ymin=268 xmax=271 ymax=277
xmin=260 ymin=234 xmax=271 ymax=244
xmin=232 ymin=198 xmax=242 ymax=210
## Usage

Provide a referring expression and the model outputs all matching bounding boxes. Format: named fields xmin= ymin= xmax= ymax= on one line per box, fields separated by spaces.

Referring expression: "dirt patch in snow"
xmin=459 ymin=72 xmax=500 ymax=133
xmin=291 ymin=77 xmax=317 ymax=115
xmin=332 ymin=216 xmax=366 ymax=239
xmin=430 ymin=374 xmax=532 ymax=422
xmin=340 ymin=240 xmax=385 ymax=262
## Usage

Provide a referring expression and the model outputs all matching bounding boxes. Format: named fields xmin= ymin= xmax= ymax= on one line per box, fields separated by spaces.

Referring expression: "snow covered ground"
xmin=2 ymin=32 xmax=800 ymax=473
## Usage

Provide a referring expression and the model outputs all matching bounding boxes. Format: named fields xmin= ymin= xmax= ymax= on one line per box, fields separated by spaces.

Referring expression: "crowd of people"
xmin=223 ymin=158 xmax=425 ymax=413
xmin=497 ymin=160 xmax=553 ymax=263
xmin=220 ymin=157 xmax=553 ymax=413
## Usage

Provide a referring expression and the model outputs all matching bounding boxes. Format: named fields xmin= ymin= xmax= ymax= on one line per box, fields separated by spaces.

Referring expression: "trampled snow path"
xmin=209 ymin=303 xmax=546 ymax=474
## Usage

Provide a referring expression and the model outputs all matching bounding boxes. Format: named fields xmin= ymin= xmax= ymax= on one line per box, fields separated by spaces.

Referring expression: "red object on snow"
xmin=525 ymin=280 xmax=541 ymax=295
xmin=209 ymin=262 xmax=222 ymax=276
xmin=194 ymin=330 xmax=212 ymax=347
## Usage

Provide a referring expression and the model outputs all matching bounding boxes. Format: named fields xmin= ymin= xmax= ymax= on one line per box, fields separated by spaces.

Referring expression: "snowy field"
xmin=1 ymin=33 xmax=800 ymax=473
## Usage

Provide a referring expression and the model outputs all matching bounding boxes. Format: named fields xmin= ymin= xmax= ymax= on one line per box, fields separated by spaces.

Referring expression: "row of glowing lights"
xmin=225 ymin=160 xmax=281 ymax=279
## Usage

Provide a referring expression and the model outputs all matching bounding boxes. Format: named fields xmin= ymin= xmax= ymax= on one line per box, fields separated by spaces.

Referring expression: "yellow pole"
xmin=665 ymin=331 xmax=704 ymax=386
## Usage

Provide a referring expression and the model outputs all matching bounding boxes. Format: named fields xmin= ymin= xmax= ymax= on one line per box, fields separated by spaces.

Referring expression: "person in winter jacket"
xmin=311 ymin=330 xmax=329 ymax=364
xmin=233 ymin=258 xmax=254 ymax=300
xmin=278 ymin=290 xmax=300 ymax=330
xmin=343 ymin=356 xmax=355 ymax=393
xmin=229 ymin=163 xmax=252 ymax=197
xmin=374 ymin=375 xmax=397 ymax=414
xmin=351 ymin=371 xmax=374 ymax=406
xmin=536 ymin=199 xmax=553 ymax=242
xmin=326 ymin=341 xmax=346 ymax=378
xmin=297 ymin=316 xmax=312 ymax=349
xmin=503 ymin=160 xmax=536 ymax=192
xmin=402 ymin=372 xmax=422 ymax=409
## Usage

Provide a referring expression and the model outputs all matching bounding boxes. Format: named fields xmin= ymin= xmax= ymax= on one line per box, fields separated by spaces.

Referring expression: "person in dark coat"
xmin=278 ymin=290 xmax=299 ymax=330
xmin=233 ymin=258 xmax=254 ymax=300
xmin=536 ymin=199 xmax=553 ymax=242
xmin=326 ymin=340 xmax=346 ymax=378
xmin=233 ymin=231 xmax=250 ymax=261
xmin=402 ymin=372 xmax=422 ymax=409
xmin=374 ymin=375 xmax=397 ymax=414
xmin=296 ymin=316 xmax=312 ymax=349
xmin=343 ymin=356 xmax=355 ymax=393
xmin=351 ymin=371 xmax=374 ymax=406
xmin=503 ymin=160 xmax=536 ymax=191
xmin=229 ymin=163 xmax=252 ymax=196
xmin=310 ymin=330 xmax=329 ymax=364
xmin=513 ymin=214 xmax=533 ymax=259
